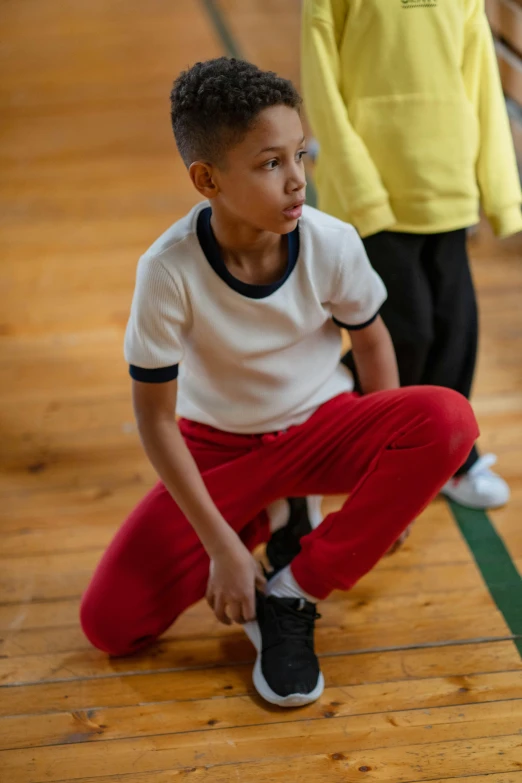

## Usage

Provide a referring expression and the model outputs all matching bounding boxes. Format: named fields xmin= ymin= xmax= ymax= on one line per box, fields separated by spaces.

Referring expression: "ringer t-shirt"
xmin=124 ymin=202 xmax=387 ymax=434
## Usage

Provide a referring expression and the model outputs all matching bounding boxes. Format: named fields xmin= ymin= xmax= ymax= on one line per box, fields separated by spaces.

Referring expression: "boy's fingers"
xmin=242 ymin=592 xmax=256 ymax=623
xmin=227 ymin=602 xmax=243 ymax=624
xmin=214 ymin=596 xmax=232 ymax=625
xmin=255 ymin=570 xmax=267 ymax=589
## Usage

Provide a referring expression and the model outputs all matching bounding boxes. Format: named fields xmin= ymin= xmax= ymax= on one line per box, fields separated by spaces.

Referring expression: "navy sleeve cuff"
xmin=129 ymin=364 xmax=179 ymax=383
xmin=333 ymin=311 xmax=379 ymax=332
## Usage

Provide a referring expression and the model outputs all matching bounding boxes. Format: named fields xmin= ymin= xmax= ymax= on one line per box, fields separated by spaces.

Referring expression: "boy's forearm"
xmin=136 ymin=415 xmax=238 ymax=558
xmin=352 ymin=331 xmax=399 ymax=394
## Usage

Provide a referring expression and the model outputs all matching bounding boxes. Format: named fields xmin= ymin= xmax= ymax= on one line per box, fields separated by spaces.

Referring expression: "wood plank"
xmin=1 ymin=672 xmax=520 ymax=751
xmin=0 ymin=509 xmax=458 ymax=558
xmin=0 ymin=527 xmax=119 ymax=560
xmin=492 ymin=511 xmax=522 ymax=576
xmin=3 ymin=773 xmax=518 ymax=783
xmin=0 ymin=555 xmax=499 ymax=605
xmin=0 ymin=599 xmax=81 ymax=632
xmin=0 ymin=588 xmax=508 ymax=659
xmin=428 ymin=776 xmax=522 ymax=783
xmin=1 ymin=610 xmax=516 ymax=687
xmin=0 ymin=641 xmax=518 ymax=718
xmin=0 ymin=494 xmax=493 ymax=602
xmin=2 ymin=626 xmax=515 ymax=690
xmin=0 ymin=439 xmax=153 ymax=492
xmin=0 ymin=607 xmax=509 ymax=666
xmin=0 ymin=393 xmax=138 ymax=466
xmin=219 ymin=0 xmax=301 ymax=84
xmin=0 ymin=1 xmax=221 ymax=341
xmin=0 ymin=714 xmax=520 ymax=783
xmin=0 ymin=486 xmax=150 ymax=534
xmin=0 ymin=538 xmax=488 ymax=629
xmin=487 ymin=0 xmax=522 ymax=58
xmin=0 ymin=473 xmax=454 ymax=538
xmin=496 ymin=39 xmax=522 ymax=107
xmin=0 ymin=467 xmax=451 ymax=539
xmin=0 ymin=554 xmax=510 ymax=659
xmin=0 ymin=522 xmax=487 ymax=590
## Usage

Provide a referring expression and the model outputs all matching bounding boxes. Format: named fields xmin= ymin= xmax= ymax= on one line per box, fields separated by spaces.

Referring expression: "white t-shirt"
xmin=124 ymin=202 xmax=387 ymax=434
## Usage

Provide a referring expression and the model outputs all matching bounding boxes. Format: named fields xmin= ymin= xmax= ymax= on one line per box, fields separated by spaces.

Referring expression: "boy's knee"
xmin=80 ymin=590 xmax=142 ymax=657
xmin=408 ymin=386 xmax=478 ymax=459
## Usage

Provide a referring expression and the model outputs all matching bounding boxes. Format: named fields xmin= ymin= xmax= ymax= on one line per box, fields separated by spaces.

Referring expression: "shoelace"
xmin=269 ymin=597 xmax=321 ymax=642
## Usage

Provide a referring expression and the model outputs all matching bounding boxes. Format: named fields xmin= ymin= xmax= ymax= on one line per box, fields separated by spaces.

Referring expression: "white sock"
xmin=266 ymin=499 xmax=290 ymax=532
xmin=266 ymin=565 xmax=319 ymax=603
xmin=306 ymin=495 xmax=323 ymax=529
xmin=266 ymin=496 xmax=324 ymax=532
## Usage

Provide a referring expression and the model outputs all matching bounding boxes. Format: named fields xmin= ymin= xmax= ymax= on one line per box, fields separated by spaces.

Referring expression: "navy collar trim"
xmin=196 ymin=207 xmax=300 ymax=300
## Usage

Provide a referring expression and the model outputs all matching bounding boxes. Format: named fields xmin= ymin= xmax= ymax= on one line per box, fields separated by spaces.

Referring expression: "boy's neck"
xmin=210 ymin=203 xmax=288 ymax=285
xmin=209 ymin=203 xmax=282 ymax=259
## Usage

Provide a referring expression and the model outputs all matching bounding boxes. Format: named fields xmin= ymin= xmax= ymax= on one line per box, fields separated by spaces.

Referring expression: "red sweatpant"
xmin=81 ymin=387 xmax=477 ymax=655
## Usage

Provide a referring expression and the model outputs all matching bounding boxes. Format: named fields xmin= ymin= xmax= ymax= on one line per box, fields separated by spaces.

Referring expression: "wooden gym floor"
xmin=1 ymin=1 xmax=521 ymax=780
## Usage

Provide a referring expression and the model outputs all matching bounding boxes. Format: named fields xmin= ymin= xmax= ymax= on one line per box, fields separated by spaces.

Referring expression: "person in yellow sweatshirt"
xmin=301 ymin=0 xmax=522 ymax=509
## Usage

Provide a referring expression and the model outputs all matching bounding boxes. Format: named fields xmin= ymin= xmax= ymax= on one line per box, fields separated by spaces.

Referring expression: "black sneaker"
xmin=266 ymin=497 xmax=319 ymax=574
xmin=243 ymin=591 xmax=324 ymax=707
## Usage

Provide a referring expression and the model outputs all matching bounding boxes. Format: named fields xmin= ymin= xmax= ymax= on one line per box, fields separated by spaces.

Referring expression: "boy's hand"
xmin=206 ymin=539 xmax=266 ymax=625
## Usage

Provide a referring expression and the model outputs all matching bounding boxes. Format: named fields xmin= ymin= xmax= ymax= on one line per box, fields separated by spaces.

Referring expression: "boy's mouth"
xmin=282 ymin=201 xmax=304 ymax=220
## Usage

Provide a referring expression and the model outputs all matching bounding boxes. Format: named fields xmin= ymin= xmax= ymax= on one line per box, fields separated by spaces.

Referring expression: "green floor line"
xmin=201 ymin=0 xmax=243 ymax=59
xmin=447 ymin=499 xmax=522 ymax=658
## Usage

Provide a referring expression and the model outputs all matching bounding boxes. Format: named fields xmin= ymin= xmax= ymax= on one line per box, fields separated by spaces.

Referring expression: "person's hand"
xmin=206 ymin=539 xmax=266 ymax=625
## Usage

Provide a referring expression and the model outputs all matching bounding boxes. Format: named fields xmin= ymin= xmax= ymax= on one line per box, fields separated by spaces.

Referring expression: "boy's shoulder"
xmin=140 ymin=202 xmax=206 ymax=269
xmin=300 ymin=205 xmax=360 ymax=250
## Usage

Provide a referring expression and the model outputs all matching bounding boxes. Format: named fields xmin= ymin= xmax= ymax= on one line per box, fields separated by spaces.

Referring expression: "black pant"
xmin=342 ymin=229 xmax=478 ymax=474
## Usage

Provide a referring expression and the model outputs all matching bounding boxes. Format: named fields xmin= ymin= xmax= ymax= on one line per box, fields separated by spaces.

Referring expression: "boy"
xmin=80 ymin=58 xmax=478 ymax=707
xmin=301 ymin=0 xmax=521 ymax=510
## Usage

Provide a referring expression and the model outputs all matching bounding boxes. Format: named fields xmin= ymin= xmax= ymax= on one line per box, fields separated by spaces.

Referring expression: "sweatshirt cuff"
xmin=488 ymin=205 xmax=522 ymax=238
xmin=351 ymin=200 xmax=397 ymax=239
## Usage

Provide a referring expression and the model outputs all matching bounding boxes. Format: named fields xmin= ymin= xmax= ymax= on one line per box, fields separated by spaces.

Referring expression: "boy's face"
xmin=194 ymin=105 xmax=307 ymax=234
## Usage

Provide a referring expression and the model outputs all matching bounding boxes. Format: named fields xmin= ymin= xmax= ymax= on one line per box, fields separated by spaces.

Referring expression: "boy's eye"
xmin=262 ymin=150 xmax=307 ymax=170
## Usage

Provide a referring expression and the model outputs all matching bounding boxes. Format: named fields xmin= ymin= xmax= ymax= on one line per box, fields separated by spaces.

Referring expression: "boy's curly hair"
xmin=170 ymin=57 xmax=301 ymax=166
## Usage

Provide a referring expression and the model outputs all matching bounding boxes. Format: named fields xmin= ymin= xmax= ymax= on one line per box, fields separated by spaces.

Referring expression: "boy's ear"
xmin=189 ymin=161 xmax=219 ymax=199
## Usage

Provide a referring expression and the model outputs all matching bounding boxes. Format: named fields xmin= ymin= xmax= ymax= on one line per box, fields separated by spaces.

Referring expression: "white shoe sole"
xmin=243 ymin=620 xmax=325 ymax=708
xmin=440 ymin=486 xmax=509 ymax=510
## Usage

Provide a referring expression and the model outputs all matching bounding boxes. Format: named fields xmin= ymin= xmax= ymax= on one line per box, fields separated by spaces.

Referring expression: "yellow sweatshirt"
xmin=302 ymin=0 xmax=522 ymax=238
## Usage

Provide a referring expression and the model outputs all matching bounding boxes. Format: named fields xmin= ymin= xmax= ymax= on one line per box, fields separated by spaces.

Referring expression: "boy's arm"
xmin=328 ymin=224 xmax=396 ymax=389
xmin=301 ymin=0 xmax=395 ymax=237
xmin=348 ymin=316 xmax=399 ymax=394
xmin=463 ymin=0 xmax=522 ymax=237
xmin=132 ymin=378 xmax=265 ymax=625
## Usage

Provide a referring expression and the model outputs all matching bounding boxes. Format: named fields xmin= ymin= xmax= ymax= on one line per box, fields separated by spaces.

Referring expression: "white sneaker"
xmin=441 ymin=454 xmax=510 ymax=510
